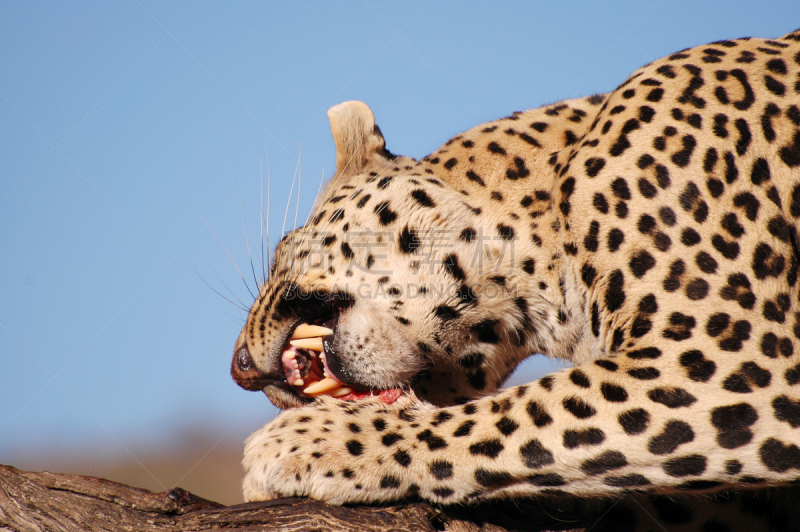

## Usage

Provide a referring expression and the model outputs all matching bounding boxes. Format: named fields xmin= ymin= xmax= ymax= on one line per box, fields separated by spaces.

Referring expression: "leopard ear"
xmin=327 ymin=101 xmax=392 ymax=176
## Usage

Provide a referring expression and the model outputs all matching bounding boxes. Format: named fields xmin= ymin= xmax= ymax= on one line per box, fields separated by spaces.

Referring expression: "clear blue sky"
xmin=1 ymin=2 xmax=797 ymax=460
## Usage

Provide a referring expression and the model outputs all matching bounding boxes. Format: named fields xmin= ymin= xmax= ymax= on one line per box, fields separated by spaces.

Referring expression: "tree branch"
xmin=7 ymin=463 xmax=799 ymax=531
xmin=1 ymin=464 xmax=589 ymax=532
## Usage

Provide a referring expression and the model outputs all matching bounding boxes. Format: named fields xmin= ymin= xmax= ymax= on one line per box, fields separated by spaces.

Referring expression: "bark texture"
xmin=6 ymin=463 xmax=800 ymax=531
xmin=0 ymin=464 xmax=590 ymax=532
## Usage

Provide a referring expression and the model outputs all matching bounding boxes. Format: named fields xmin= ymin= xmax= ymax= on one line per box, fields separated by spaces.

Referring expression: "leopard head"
xmin=231 ymin=102 xmax=565 ymax=408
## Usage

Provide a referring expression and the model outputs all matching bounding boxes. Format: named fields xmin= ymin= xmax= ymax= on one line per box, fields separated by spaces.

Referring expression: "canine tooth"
xmin=292 ymin=378 xmax=304 ymax=386
xmin=331 ymin=387 xmax=352 ymax=397
xmin=290 ymin=337 xmax=324 ymax=351
xmin=291 ymin=324 xmax=334 ymax=339
xmin=303 ymin=377 xmax=341 ymax=394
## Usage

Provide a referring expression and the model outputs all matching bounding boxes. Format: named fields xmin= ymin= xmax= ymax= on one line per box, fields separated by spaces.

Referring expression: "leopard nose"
xmin=231 ymin=344 xmax=272 ymax=391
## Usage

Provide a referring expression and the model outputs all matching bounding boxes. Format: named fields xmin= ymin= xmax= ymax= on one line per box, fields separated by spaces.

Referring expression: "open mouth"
xmin=280 ymin=319 xmax=402 ymax=405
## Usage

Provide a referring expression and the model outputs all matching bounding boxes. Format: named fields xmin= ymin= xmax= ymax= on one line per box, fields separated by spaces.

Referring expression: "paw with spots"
xmin=242 ymin=394 xmax=438 ymax=504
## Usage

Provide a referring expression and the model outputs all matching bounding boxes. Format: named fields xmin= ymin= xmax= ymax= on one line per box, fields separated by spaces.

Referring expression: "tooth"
xmin=303 ymin=377 xmax=341 ymax=394
xmin=291 ymin=324 xmax=334 ymax=339
xmin=290 ymin=337 xmax=324 ymax=351
xmin=285 ymin=350 xmax=296 ymax=359
xmin=331 ymin=387 xmax=352 ymax=397
xmin=292 ymin=378 xmax=304 ymax=386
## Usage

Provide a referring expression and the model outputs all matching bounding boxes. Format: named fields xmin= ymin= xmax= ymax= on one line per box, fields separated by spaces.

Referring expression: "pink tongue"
xmin=281 ymin=343 xmax=402 ymax=404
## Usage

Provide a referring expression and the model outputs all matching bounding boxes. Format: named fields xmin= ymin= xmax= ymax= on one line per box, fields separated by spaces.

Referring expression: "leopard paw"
xmin=242 ymin=394 xmax=434 ymax=504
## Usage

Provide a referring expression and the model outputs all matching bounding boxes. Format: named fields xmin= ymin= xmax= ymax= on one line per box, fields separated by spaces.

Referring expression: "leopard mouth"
xmin=278 ymin=318 xmax=402 ymax=405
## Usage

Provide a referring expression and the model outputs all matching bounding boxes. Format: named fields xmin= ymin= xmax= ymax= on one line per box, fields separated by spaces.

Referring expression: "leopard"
xmin=231 ymin=28 xmax=800 ymax=530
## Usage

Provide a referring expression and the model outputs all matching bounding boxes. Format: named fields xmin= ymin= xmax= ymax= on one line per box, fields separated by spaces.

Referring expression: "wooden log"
xmin=6 ymin=462 xmax=800 ymax=531
xmin=0 ymin=464 xmax=576 ymax=532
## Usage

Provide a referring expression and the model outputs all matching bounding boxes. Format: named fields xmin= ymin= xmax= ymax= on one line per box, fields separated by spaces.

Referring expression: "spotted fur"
xmin=234 ymin=29 xmax=800 ymax=530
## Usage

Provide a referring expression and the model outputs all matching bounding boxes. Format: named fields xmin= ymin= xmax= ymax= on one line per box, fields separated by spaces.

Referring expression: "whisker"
xmin=288 ymin=146 xmax=362 ymax=285
xmin=222 ymin=310 xmax=248 ymax=324
xmin=237 ymin=181 xmax=261 ymax=293
xmin=293 ymin=147 xmax=303 ymax=235
xmin=293 ymin=156 xmax=397 ymax=285
xmin=303 ymin=167 xmax=327 ymax=227
xmin=288 ymin=145 xmax=304 ymax=274
xmin=281 ymin=155 xmax=300 ymax=242
xmin=255 ymin=189 xmax=267 ymax=280
xmin=195 ymin=267 xmax=248 ymax=312
xmin=282 ymin=147 xmax=304 ymax=278
xmin=289 ymin=167 xmax=331 ymax=286
xmin=210 ymin=265 xmax=251 ymax=309
xmin=200 ymin=216 xmax=256 ymax=300
xmin=259 ymin=156 xmax=266 ymax=284
xmin=263 ymin=149 xmax=272 ymax=280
